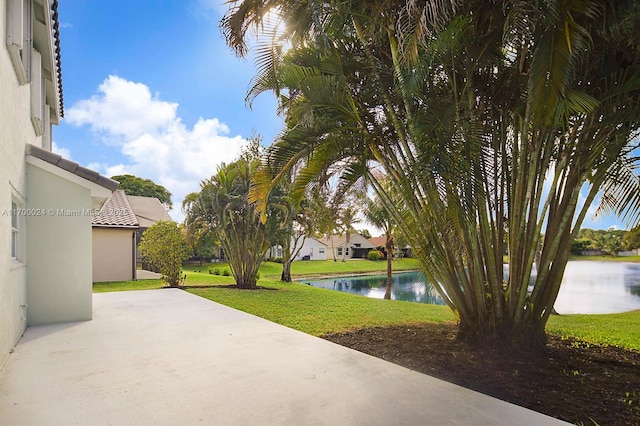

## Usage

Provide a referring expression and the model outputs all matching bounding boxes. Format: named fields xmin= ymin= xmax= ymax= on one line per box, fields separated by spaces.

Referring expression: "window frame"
xmin=6 ymin=0 xmax=32 ymax=85
xmin=10 ymin=199 xmax=21 ymax=262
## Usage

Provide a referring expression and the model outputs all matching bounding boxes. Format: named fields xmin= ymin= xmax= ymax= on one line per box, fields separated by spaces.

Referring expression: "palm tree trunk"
xmin=384 ymin=236 xmax=394 ymax=299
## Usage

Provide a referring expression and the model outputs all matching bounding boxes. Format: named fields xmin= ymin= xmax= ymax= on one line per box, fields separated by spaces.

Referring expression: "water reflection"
xmin=305 ymin=271 xmax=445 ymax=305
xmin=304 ymin=261 xmax=640 ymax=314
xmin=554 ymin=261 xmax=640 ymax=314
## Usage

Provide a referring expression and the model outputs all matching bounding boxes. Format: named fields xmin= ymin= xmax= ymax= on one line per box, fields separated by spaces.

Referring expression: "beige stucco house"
xmin=91 ymin=190 xmax=139 ymax=282
xmin=91 ymin=191 xmax=172 ymax=282
xmin=1 ymin=0 xmax=117 ymax=367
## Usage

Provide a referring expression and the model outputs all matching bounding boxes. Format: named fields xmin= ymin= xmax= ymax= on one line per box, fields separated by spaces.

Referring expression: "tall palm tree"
xmin=223 ymin=0 xmax=640 ymax=349
xmin=199 ymin=156 xmax=272 ymax=288
xmin=359 ymin=180 xmax=401 ymax=299
xmin=338 ymin=206 xmax=360 ymax=261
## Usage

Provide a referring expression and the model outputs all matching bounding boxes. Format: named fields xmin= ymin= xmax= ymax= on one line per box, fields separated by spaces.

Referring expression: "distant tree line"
xmin=571 ymin=228 xmax=640 ymax=255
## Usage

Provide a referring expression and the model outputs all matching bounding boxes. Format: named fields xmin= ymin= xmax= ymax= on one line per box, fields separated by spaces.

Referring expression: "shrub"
xmin=222 ymin=269 xmax=231 ymax=276
xmin=210 ymin=268 xmax=221 ymax=275
xmin=138 ymin=221 xmax=189 ymax=287
xmin=367 ymin=250 xmax=384 ymax=261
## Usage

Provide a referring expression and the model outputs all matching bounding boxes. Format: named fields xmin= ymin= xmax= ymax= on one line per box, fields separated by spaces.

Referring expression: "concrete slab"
xmin=136 ymin=269 xmax=162 ymax=279
xmin=0 ymin=289 xmax=568 ymax=425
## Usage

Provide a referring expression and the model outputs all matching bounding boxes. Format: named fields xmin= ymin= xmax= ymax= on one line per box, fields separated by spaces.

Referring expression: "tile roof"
xmin=51 ymin=0 xmax=63 ymax=117
xmin=92 ymin=190 xmax=139 ymax=228
xmin=127 ymin=195 xmax=173 ymax=228
xmin=369 ymin=236 xmax=387 ymax=247
xmin=26 ymin=144 xmax=119 ymax=190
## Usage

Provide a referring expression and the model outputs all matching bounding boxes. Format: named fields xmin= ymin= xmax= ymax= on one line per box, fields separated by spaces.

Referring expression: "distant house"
xmin=266 ymin=236 xmax=327 ymax=261
xmin=1 ymin=0 xmax=118 ymax=365
xmin=91 ymin=191 xmax=173 ymax=282
xmin=127 ymin=194 xmax=173 ymax=243
xmin=91 ymin=190 xmax=139 ymax=282
xmin=320 ymin=234 xmax=376 ymax=259
xmin=369 ymin=236 xmax=413 ymax=258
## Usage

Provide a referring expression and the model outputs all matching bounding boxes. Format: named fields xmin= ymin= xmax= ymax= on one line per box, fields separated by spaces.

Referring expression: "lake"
xmin=303 ymin=261 xmax=640 ymax=314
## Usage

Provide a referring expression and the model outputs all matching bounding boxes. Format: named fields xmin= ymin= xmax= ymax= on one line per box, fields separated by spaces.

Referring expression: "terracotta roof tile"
xmin=92 ymin=190 xmax=139 ymax=228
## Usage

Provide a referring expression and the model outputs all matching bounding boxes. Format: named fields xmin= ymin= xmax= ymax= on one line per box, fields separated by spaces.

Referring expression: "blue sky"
xmin=53 ymin=0 xmax=282 ymax=222
xmin=53 ymin=0 xmax=624 ymax=230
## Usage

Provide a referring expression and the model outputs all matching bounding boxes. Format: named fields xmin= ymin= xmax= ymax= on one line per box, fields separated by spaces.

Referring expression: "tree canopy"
xmin=111 ymin=174 xmax=173 ymax=210
xmin=223 ymin=0 xmax=640 ymax=350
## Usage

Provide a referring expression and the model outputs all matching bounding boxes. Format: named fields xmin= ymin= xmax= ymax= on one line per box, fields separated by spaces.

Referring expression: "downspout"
xmin=132 ymin=230 xmax=137 ymax=281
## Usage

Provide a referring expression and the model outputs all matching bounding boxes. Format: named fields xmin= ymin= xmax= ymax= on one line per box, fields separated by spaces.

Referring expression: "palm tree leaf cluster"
xmin=223 ymin=0 xmax=640 ymax=348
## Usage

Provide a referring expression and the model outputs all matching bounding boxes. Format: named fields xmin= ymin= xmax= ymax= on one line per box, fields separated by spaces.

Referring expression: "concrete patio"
xmin=0 ymin=289 xmax=567 ymax=425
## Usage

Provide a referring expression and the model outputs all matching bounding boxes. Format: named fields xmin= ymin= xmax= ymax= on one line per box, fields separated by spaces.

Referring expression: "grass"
xmin=93 ymin=279 xmax=167 ymax=293
xmin=93 ymin=258 xmax=640 ymax=349
xmin=569 ymin=255 xmax=640 ymax=262
xmin=183 ymin=258 xmax=422 ymax=280
xmin=187 ymin=279 xmax=455 ymax=336
xmin=547 ymin=311 xmax=640 ymax=351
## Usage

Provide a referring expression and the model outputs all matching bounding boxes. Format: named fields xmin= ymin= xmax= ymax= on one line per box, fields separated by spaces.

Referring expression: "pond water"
xmin=303 ymin=261 xmax=640 ymax=314
xmin=303 ymin=271 xmax=445 ymax=305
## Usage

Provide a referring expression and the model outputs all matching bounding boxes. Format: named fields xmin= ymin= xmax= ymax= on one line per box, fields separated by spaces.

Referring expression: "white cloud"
xmin=67 ymin=75 xmax=248 ymax=221
xmin=52 ymin=141 xmax=72 ymax=159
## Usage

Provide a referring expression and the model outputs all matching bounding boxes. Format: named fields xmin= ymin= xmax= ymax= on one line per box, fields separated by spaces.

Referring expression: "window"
xmin=6 ymin=0 xmax=32 ymax=85
xmin=319 ymin=248 xmax=325 ymax=254
xmin=337 ymin=248 xmax=343 ymax=256
xmin=11 ymin=200 xmax=20 ymax=261
xmin=346 ymin=248 xmax=350 ymax=255
xmin=354 ymin=243 xmax=361 ymax=248
xmin=30 ymin=48 xmax=45 ymax=136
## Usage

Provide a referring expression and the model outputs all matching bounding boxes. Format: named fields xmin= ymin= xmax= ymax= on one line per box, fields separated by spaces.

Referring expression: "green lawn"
xmin=569 ymin=255 xmax=640 ymax=262
xmin=547 ymin=311 xmax=640 ymax=351
xmin=188 ymin=279 xmax=455 ymax=335
xmin=94 ymin=258 xmax=640 ymax=350
xmin=183 ymin=258 xmax=422 ymax=280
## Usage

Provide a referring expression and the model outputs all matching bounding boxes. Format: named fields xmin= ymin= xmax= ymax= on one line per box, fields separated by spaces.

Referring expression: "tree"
xmin=111 ymin=174 xmax=173 ymax=210
xmin=254 ymin=162 xmax=318 ymax=282
xmin=360 ymin=180 xmax=401 ymax=299
xmin=358 ymin=229 xmax=372 ymax=239
xmin=337 ymin=206 xmax=360 ymax=261
xmin=197 ymin=149 xmax=275 ymax=288
xmin=623 ymin=226 xmax=640 ymax=251
xmin=138 ymin=221 xmax=189 ymax=287
xmin=223 ymin=0 xmax=640 ymax=350
xmin=182 ymin=192 xmax=217 ymax=265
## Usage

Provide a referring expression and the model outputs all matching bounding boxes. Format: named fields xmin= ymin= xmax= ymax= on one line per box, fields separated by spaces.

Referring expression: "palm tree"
xmin=223 ymin=0 xmax=640 ymax=349
xmin=359 ymin=180 xmax=400 ymax=299
xmin=199 ymin=156 xmax=272 ymax=288
xmin=337 ymin=206 xmax=360 ymax=262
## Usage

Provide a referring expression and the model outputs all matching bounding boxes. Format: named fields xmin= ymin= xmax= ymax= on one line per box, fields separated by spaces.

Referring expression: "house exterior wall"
xmin=0 ymin=0 xmax=39 ymax=367
xmin=323 ymin=234 xmax=377 ymax=260
xmin=92 ymin=228 xmax=136 ymax=282
xmin=25 ymin=164 xmax=93 ymax=325
xmin=294 ymin=237 xmax=327 ymax=261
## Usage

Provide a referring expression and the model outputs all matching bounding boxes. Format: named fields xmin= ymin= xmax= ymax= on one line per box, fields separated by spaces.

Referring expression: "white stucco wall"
xmin=92 ymin=228 xmax=136 ymax=282
xmin=295 ymin=238 xmax=327 ymax=261
xmin=0 ymin=0 xmax=38 ymax=367
xmin=25 ymin=164 xmax=93 ymax=325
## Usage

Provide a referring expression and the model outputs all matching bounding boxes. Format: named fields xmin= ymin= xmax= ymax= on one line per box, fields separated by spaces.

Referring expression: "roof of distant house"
xmin=92 ymin=190 xmax=138 ymax=228
xmin=369 ymin=236 xmax=387 ymax=247
xmin=127 ymin=195 xmax=173 ymax=228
